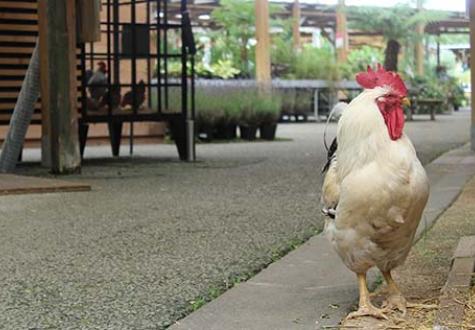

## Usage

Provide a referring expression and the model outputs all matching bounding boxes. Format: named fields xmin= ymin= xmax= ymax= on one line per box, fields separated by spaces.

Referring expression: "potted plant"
xmin=215 ymin=91 xmax=239 ymax=140
xmin=195 ymin=88 xmax=225 ymax=141
xmin=279 ymin=88 xmax=296 ymax=122
xmin=257 ymin=95 xmax=281 ymax=140
xmin=238 ymin=91 xmax=259 ymax=141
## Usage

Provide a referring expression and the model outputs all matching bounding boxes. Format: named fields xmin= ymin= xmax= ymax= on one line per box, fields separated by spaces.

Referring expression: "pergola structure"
xmin=426 ymin=14 xmax=470 ymax=67
xmin=168 ymin=0 xmax=468 ymax=45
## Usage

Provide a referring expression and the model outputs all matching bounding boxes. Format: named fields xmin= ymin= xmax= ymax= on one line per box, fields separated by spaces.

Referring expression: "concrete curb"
xmin=170 ymin=145 xmax=475 ymax=330
xmin=434 ymin=236 xmax=475 ymax=329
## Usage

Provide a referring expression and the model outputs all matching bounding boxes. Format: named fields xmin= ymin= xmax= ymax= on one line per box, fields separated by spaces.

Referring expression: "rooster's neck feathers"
xmin=336 ymin=87 xmax=399 ymax=179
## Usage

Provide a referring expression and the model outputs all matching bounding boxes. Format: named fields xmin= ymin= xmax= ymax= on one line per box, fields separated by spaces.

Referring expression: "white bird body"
xmin=322 ymin=86 xmax=429 ymax=274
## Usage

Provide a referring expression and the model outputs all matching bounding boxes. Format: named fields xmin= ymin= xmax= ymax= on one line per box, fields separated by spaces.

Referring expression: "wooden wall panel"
xmin=0 ymin=0 xmax=40 ymax=124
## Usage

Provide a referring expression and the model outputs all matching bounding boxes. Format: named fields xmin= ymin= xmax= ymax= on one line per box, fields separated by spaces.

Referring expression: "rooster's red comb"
xmin=355 ymin=64 xmax=407 ymax=97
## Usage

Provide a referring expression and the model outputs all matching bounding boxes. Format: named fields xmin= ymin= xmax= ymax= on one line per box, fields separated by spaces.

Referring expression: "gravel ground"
xmin=0 ymin=110 xmax=470 ymax=329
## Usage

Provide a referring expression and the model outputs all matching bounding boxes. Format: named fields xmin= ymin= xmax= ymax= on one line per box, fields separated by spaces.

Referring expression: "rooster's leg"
xmin=381 ymin=270 xmax=407 ymax=316
xmin=382 ymin=270 xmax=438 ymax=315
xmin=346 ymin=273 xmax=388 ymax=320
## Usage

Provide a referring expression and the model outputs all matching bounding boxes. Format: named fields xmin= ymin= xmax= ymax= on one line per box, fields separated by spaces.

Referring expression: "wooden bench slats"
xmin=0 ymin=68 xmax=82 ymax=76
xmin=0 ymin=12 xmax=38 ymax=20
xmin=0 ymin=35 xmax=37 ymax=43
xmin=0 ymin=24 xmax=38 ymax=32
xmin=0 ymin=102 xmax=41 ymax=110
xmin=0 ymin=47 xmax=36 ymax=54
xmin=0 ymin=57 xmax=32 ymax=65
xmin=0 ymin=80 xmax=25 ymax=87
xmin=0 ymin=2 xmax=37 ymax=10
xmin=0 ymin=113 xmax=41 ymax=121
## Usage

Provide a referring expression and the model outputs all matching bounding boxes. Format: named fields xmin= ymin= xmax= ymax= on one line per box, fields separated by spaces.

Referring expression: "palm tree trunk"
xmin=0 ymin=39 xmax=40 ymax=172
xmin=384 ymin=39 xmax=400 ymax=72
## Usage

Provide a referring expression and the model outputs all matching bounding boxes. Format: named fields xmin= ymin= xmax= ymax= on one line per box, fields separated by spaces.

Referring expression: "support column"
xmin=292 ymin=0 xmax=301 ymax=51
xmin=469 ymin=0 xmax=475 ymax=151
xmin=336 ymin=0 xmax=348 ymax=62
xmin=255 ymin=0 xmax=271 ymax=87
xmin=38 ymin=0 xmax=81 ymax=173
xmin=415 ymin=0 xmax=424 ymax=76
xmin=436 ymin=34 xmax=441 ymax=67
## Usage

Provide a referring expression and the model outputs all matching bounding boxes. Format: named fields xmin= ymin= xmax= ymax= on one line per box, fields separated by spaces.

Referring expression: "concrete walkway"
xmin=170 ymin=145 xmax=475 ymax=330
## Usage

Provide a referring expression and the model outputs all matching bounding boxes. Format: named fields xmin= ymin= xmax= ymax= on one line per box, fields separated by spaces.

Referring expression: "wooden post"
xmin=436 ymin=33 xmax=441 ymax=67
xmin=415 ymin=0 xmax=424 ymax=76
xmin=336 ymin=0 xmax=348 ymax=62
xmin=38 ymin=0 xmax=81 ymax=173
xmin=76 ymin=0 xmax=102 ymax=43
xmin=292 ymin=0 xmax=301 ymax=51
xmin=469 ymin=0 xmax=475 ymax=151
xmin=255 ymin=0 xmax=271 ymax=87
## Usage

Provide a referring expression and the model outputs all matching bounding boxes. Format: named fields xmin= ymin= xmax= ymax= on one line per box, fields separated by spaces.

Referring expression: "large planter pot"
xmin=260 ymin=123 xmax=277 ymax=140
xmin=294 ymin=113 xmax=308 ymax=122
xmin=239 ymin=125 xmax=258 ymax=141
xmin=197 ymin=126 xmax=214 ymax=141
xmin=215 ymin=124 xmax=237 ymax=140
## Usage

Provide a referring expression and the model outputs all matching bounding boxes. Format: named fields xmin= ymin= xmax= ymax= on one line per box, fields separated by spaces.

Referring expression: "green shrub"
xmin=279 ymin=89 xmax=296 ymax=114
xmin=409 ymin=76 xmax=445 ymax=114
xmin=163 ymin=87 xmax=282 ymax=131
xmin=291 ymin=43 xmax=340 ymax=81
xmin=254 ymin=93 xmax=282 ymax=125
xmin=195 ymin=89 xmax=226 ymax=129
xmin=293 ymin=89 xmax=312 ymax=115
xmin=341 ymin=46 xmax=384 ymax=79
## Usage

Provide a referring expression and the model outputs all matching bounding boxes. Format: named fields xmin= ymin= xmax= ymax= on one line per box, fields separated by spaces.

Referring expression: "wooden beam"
xmin=336 ymin=0 xmax=348 ymax=62
xmin=469 ymin=0 xmax=475 ymax=151
xmin=38 ymin=0 xmax=81 ymax=173
xmin=292 ymin=0 xmax=301 ymax=50
xmin=255 ymin=0 xmax=271 ymax=86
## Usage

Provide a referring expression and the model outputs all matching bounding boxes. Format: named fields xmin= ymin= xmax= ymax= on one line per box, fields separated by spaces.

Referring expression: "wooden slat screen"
xmin=0 ymin=0 xmax=40 ymax=124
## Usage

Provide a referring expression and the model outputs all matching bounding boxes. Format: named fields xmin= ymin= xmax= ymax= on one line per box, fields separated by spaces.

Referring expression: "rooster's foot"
xmin=382 ymin=293 xmax=407 ymax=316
xmin=346 ymin=304 xmax=388 ymax=320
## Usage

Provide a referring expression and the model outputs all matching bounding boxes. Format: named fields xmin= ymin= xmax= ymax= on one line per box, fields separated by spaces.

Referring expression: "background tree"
xmin=211 ymin=0 xmax=282 ymax=77
xmin=349 ymin=3 xmax=445 ymax=72
xmin=211 ymin=0 xmax=257 ymax=76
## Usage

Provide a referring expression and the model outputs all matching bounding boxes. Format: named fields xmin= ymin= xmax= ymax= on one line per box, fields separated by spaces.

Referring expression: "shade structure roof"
xmin=165 ymin=0 xmax=468 ymax=34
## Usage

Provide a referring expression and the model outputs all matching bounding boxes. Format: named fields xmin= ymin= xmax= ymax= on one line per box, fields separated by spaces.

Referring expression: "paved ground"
xmin=0 ymin=110 xmax=470 ymax=329
xmin=170 ymin=144 xmax=475 ymax=330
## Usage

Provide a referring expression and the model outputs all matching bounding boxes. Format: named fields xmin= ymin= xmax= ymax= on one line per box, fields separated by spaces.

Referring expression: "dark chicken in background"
xmin=121 ymin=80 xmax=146 ymax=110
xmin=99 ymin=85 xmax=122 ymax=112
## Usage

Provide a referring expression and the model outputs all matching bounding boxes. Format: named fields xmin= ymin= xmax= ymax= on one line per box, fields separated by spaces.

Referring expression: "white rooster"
xmin=321 ymin=65 xmax=429 ymax=319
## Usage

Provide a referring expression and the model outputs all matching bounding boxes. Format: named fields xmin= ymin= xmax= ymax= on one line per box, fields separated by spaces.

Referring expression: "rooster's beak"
xmin=402 ymin=97 xmax=411 ymax=107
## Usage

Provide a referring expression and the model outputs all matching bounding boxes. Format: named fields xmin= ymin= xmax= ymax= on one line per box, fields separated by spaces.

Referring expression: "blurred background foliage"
xmin=155 ymin=0 xmax=468 ymax=122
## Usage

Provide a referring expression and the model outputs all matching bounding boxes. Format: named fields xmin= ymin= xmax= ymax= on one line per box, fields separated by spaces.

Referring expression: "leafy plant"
xmin=254 ymin=93 xmax=282 ymax=125
xmin=341 ymin=46 xmax=384 ymax=79
xmin=194 ymin=88 xmax=226 ymax=129
xmin=210 ymin=0 xmax=256 ymax=77
xmin=211 ymin=60 xmax=241 ymax=79
xmin=211 ymin=0 xmax=283 ymax=77
xmin=409 ymin=75 xmax=445 ymax=113
xmin=279 ymin=88 xmax=296 ymax=115
xmin=291 ymin=43 xmax=340 ymax=81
